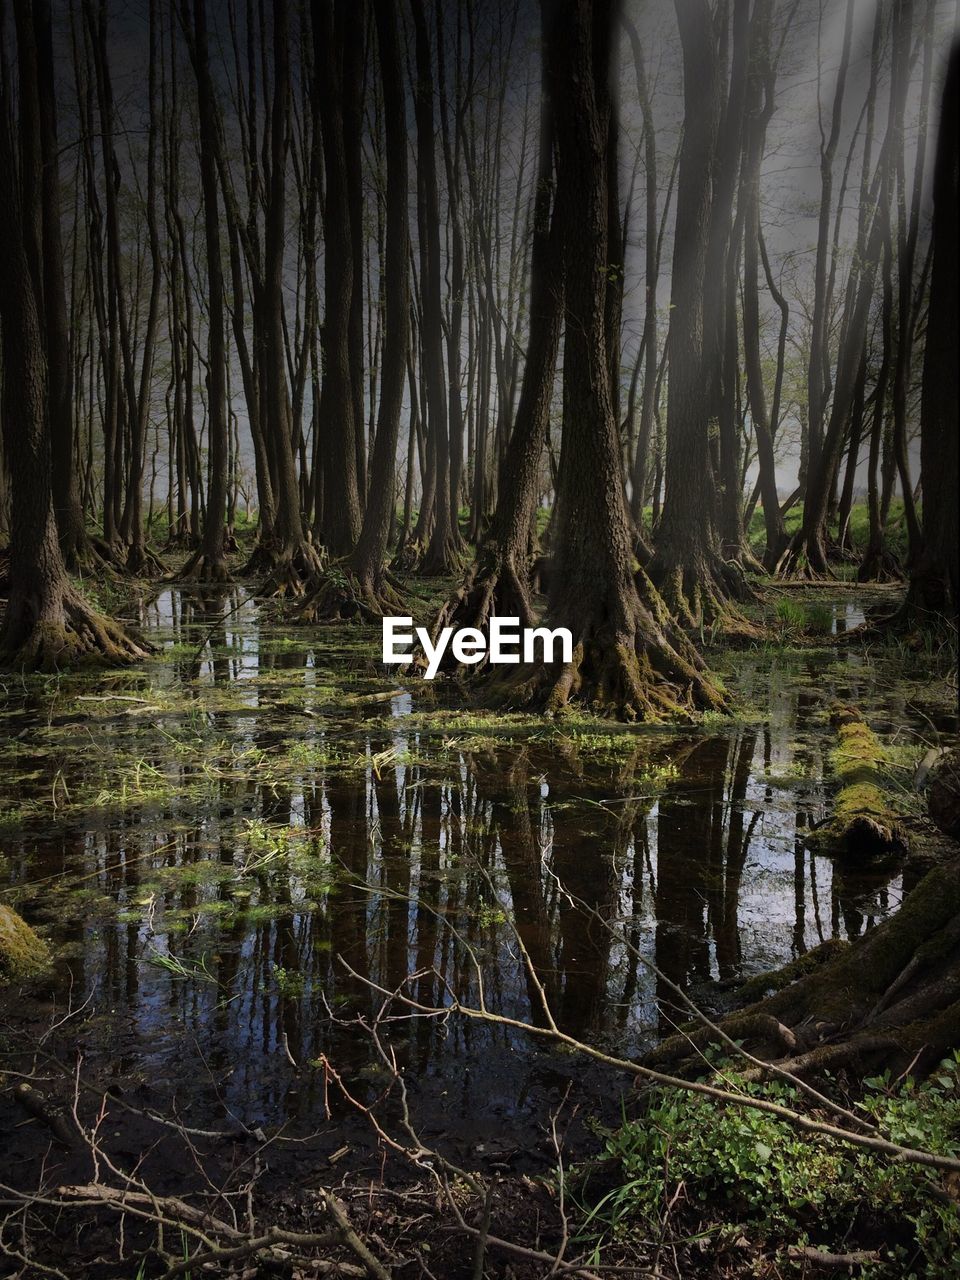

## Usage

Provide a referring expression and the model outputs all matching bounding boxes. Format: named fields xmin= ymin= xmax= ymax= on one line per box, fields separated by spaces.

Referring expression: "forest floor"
xmin=0 ymin=545 xmax=957 ymax=1278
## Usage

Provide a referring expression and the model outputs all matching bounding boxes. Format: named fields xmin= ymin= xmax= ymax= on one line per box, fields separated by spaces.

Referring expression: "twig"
xmin=470 ymin=1182 xmax=494 ymax=1280
xmin=786 ymin=1245 xmax=881 ymax=1268
xmin=335 ymin=957 xmax=960 ymax=1174
xmin=319 ymin=1190 xmax=392 ymax=1280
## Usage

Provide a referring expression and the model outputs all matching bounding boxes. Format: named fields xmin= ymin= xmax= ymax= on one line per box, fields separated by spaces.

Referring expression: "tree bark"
xmin=300 ymin=0 xmax=410 ymax=620
xmin=495 ymin=0 xmax=724 ymax=721
xmin=178 ymin=0 xmax=232 ymax=581
xmin=897 ymin=45 xmax=958 ymax=616
xmin=0 ymin=50 xmax=148 ymax=669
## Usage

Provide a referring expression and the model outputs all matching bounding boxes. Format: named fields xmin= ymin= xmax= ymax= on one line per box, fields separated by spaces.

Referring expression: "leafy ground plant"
xmin=577 ymin=1053 xmax=960 ymax=1276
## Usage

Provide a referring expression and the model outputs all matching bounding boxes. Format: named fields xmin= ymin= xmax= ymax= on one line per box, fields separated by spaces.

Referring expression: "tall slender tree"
xmin=647 ymin=0 xmax=753 ymax=630
xmin=0 ymin=6 xmax=148 ymax=668
xmin=301 ymin=0 xmax=411 ymax=618
xmin=499 ymin=0 xmax=723 ymax=719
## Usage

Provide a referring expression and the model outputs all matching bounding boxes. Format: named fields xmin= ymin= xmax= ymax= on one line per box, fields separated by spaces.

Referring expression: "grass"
xmin=746 ymin=498 xmax=912 ymax=562
xmin=145 ymin=947 xmax=218 ymax=984
xmin=774 ymin=597 xmax=834 ymax=636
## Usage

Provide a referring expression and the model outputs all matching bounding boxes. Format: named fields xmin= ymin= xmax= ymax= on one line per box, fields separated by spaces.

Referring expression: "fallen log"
xmin=812 ymin=706 xmax=906 ymax=862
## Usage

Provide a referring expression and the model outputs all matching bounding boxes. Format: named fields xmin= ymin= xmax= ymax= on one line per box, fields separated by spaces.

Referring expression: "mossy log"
xmin=0 ymin=903 xmax=50 ymax=982
xmin=816 ymin=705 xmax=906 ymax=862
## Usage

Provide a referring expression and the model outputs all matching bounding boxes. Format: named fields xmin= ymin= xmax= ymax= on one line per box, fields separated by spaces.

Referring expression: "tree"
xmin=898 ymin=43 xmax=959 ymax=616
xmin=0 ymin=8 xmax=148 ymax=669
xmin=647 ymin=0 xmax=753 ymax=630
xmin=431 ymin=0 xmax=563 ymax=651
xmin=178 ymin=0 xmax=231 ymax=581
xmin=779 ymin=0 xmax=912 ymax=579
xmin=32 ymin=0 xmax=88 ymax=569
xmin=410 ymin=0 xmax=459 ymax=575
xmin=300 ymin=0 xmax=411 ymax=619
xmin=256 ymin=0 xmax=323 ymax=590
xmin=498 ymin=0 xmax=723 ymax=720
xmin=314 ymin=0 xmax=363 ymax=558
xmin=739 ymin=0 xmax=790 ymax=570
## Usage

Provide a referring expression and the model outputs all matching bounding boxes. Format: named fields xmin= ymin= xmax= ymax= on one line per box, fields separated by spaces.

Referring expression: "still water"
xmin=0 ymin=587 xmax=953 ymax=1166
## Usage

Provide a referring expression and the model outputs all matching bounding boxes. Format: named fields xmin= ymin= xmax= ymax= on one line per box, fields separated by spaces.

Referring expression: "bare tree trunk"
xmin=497 ymin=0 xmax=723 ymax=720
xmin=315 ymin=0 xmax=363 ymax=557
xmin=178 ymin=0 xmax=232 ymax=580
xmin=648 ymin=0 xmax=754 ymax=631
xmin=898 ymin=45 xmax=958 ymax=616
xmin=431 ymin=4 xmax=563 ymax=653
xmin=301 ymin=0 xmax=410 ymax=620
xmin=411 ymin=0 xmax=458 ymax=575
xmin=32 ymin=0 xmax=88 ymax=569
xmin=740 ymin=0 xmax=788 ymax=569
xmin=0 ymin=24 xmax=148 ymax=669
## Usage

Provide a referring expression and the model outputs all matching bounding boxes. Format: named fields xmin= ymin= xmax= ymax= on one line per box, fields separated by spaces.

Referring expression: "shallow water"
xmin=0 ymin=586 xmax=954 ymax=1167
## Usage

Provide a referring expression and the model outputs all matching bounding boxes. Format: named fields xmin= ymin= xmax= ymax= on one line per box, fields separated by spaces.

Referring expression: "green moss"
xmin=0 ymin=902 xmax=50 ymax=981
xmin=816 ymin=711 xmax=904 ymax=859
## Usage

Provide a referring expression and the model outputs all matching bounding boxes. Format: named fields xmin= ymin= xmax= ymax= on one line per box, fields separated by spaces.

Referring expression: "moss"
xmin=0 ymin=902 xmax=50 ymax=981
xmin=818 ymin=708 xmax=905 ymax=861
xmin=731 ymin=938 xmax=851 ymax=1006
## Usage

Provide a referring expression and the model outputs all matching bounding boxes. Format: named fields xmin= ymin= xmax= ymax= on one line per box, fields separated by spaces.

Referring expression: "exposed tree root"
xmin=163 ymin=527 xmax=201 ymax=552
xmin=417 ymin=526 xmax=464 ymax=577
xmin=652 ymin=553 xmax=762 ymax=642
xmin=730 ymin=939 xmax=851 ymax=1005
xmin=0 ymin=581 xmax=152 ymax=671
xmin=773 ymin=532 xmax=835 ymax=582
xmin=391 ymin=536 xmax=424 ymax=574
xmin=857 ymin=545 xmax=904 ymax=583
xmin=298 ymin=564 xmax=410 ymax=623
xmin=175 ymin=549 xmax=233 ymax=584
xmin=761 ymin=533 xmax=792 ymax=574
xmin=125 ymin=541 xmax=168 ymax=578
xmin=643 ymin=1011 xmax=799 ymax=1070
xmin=250 ymin=541 xmax=325 ymax=598
xmin=822 ymin=531 xmax=860 ymax=565
xmin=240 ymin=538 xmax=280 ymax=578
xmin=489 ymin=571 xmax=727 ymax=722
xmin=644 ymin=856 xmax=960 ymax=1081
xmin=428 ymin=548 xmax=538 ymax=675
xmin=85 ymin=535 xmax=134 ymax=576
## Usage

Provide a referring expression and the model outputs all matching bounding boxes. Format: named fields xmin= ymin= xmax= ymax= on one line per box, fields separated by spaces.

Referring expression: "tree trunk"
xmin=897 ymin=46 xmax=958 ymax=616
xmin=647 ymin=0 xmax=754 ymax=630
xmin=495 ymin=0 xmax=724 ymax=721
xmin=0 ymin=52 xmax=148 ymax=670
xmin=314 ymin=0 xmax=363 ymax=558
xmin=411 ymin=0 xmax=459 ymax=575
xmin=431 ymin=12 xmax=562 ymax=655
xmin=300 ymin=0 xmax=410 ymax=620
xmin=178 ymin=0 xmax=232 ymax=581
xmin=31 ymin=0 xmax=88 ymax=569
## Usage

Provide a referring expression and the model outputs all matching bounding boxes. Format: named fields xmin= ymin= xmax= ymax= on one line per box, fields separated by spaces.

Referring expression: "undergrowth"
xmin=576 ymin=1053 xmax=960 ymax=1277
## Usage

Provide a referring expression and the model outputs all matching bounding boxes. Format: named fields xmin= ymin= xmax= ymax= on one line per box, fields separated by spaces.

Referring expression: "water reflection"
xmin=0 ymin=588 xmax=945 ymax=1138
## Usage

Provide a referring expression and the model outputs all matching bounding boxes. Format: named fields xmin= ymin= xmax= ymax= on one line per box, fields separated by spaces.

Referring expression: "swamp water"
xmin=0 ymin=586 xmax=955 ymax=1176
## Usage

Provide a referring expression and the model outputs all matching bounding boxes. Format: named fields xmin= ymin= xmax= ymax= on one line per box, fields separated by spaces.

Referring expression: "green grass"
xmin=747 ymin=498 xmax=912 ymax=560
